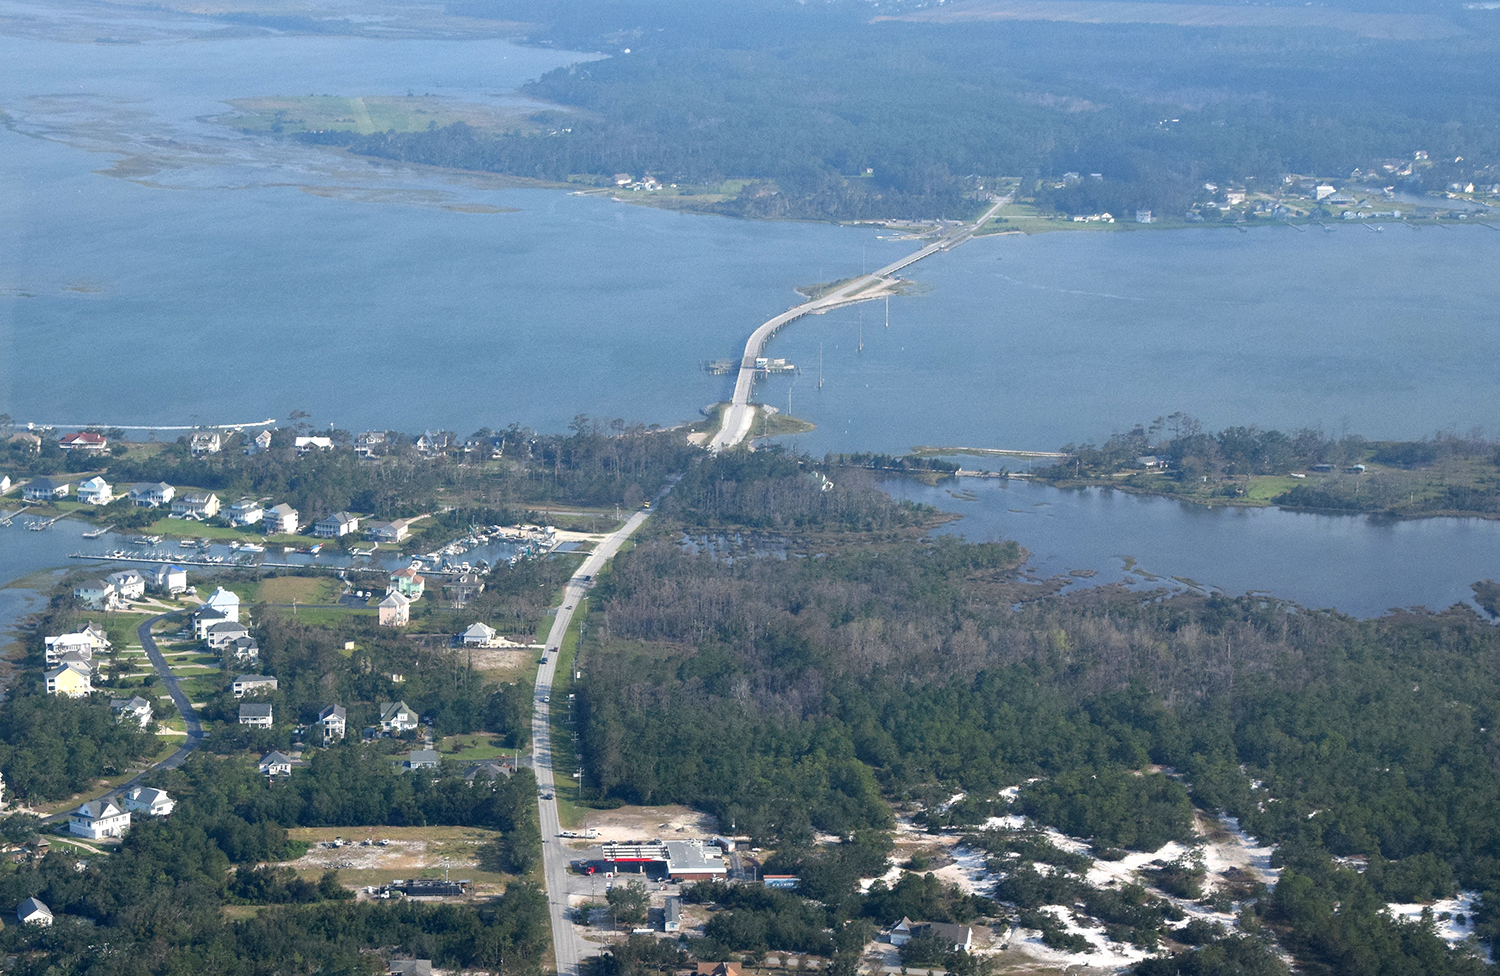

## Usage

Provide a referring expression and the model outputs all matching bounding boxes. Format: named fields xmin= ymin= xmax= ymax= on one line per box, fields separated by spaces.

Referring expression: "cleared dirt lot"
xmin=278 ymin=825 xmax=515 ymax=892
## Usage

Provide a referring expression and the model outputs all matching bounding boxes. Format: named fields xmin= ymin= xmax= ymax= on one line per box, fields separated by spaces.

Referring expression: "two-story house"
xmin=128 ymin=482 xmax=175 ymax=507
xmin=69 ymin=799 xmax=130 ymax=839
xmin=76 ymin=476 xmax=113 ymax=505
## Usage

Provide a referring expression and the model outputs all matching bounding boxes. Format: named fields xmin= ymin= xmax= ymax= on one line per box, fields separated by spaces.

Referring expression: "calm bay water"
xmin=1 ymin=16 xmax=1497 ymax=618
xmin=884 ymin=476 xmax=1500 ymax=619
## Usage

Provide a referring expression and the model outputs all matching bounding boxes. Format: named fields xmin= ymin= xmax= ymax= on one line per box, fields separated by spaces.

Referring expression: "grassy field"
xmin=549 ymin=600 xmax=588 ymax=830
xmin=224 ymin=95 xmax=534 ymax=137
xmin=236 ymin=576 xmax=342 ymax=605
xmin=438 ymin=733 xmax=519 ymax=763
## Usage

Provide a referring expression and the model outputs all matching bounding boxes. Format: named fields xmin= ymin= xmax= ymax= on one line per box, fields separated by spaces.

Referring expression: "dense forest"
xmin=570 ymin=450 xmax=1500 ymax=975
xmin=289 ymin=0 xmax=1500 ymax=220
xmin=0 ymin=753 xmax=551 ymax=975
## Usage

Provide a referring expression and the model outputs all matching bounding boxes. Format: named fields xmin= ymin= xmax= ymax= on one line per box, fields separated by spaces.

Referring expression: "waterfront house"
xmin=111 ymin=695 xmax=154 ymax=728
xmin=77 ymin=475 xmax=114 ymax=505
xmin=106 ymin=569 xmax=146 ymax=601
xmin=388 ymin=567 xmax=424 ymax=599
xmin=46 ymin=661 xmax=93 ymax=697
xmin=365 ymin=518 xmax=412 ymax=543
xmin=59 ymin=431 xmax=107 ymax=453
xmin=232 ymin=674 xmax=278 ymax=697
xmin=45 ymin=622 xmax=110 ymax=664
xmin=129 ymin=482 xmax=175 ymax=507
xmin=313 ymin=511 xmax=360 ymax=538
xmin=378 ymin=701 xmax=419 ymax=734
xmin=318 ymin=704 xmax=346 ymax=744
xmin=263 ymin=503 xmax=299 ymax=535
xmin=171 ymin=491 xmax=220 ymax=519
xmin=294 ymin=436 xmax=333 ymax=454
xmin=17 ymin=897 xmax=52 ymax=926
xmin=258 ymin=750 xmax=293 ymax=776
xmin=74 ymin=578 xmax=119 ymax=610
xmin=189 ymin=431 xmax=222 ymax=455
xmin=415 ymin=431 xmax=449 ymax=455
xmin=150 ymin=563 xmax=188 ymax=594
xmin=9 ymin=433 xmax=40 ymax=453
xmin=378 ymin=592 xmax=411 ymax=627
xmin=123 ymin=786 xmax=175 ymax=816
xmin=356 ymin=431 xmax=387 ymax=457
xmin=23 ymin=477 xmax=68 ymax=501
xmin=239 ymin=703 xmax=274 ymax=728
xmin=444 ymin=572 xmax=485 ymax=607
xmin=245 ymin=430 xmax=273 ymax=455
xmin=229 ymin=498 xmax=264 ymax=526
xmin=69 ymin=799 xmax=130 ymax=839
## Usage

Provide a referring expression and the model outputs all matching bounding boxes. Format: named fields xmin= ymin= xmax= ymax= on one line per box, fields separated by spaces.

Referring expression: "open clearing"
xmin=279 ymin=825 xmax=514 ymax=890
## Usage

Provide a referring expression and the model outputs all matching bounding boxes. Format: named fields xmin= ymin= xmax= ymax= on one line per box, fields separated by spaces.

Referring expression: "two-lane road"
xmin=709 ymin=196 xmax=1010 ymax=452
xmin=534 ymin=480 xmax=677 ymax=976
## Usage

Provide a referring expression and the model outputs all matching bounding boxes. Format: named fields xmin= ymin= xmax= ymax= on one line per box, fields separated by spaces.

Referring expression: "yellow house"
xmin=45 ymin=661 xmax=93 ymax=697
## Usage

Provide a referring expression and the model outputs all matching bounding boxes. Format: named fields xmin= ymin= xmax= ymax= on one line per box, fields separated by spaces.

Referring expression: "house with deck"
xmin=46 ymin=661 xmax=93 ymax=697
xmin=129 ymin=482 xmax=175 ymax=507
xmin=263 ymin=503 xmax=299 ymax=535
xmin=111 ymin=696 xmax=154 ymax=728
xmin=378 ymin=592 xmax=411 ymax=627
xmin=59 ymin=431 xmax=107 ymax=453
xmin=318 ymin=704 xmax=346 ymax=744
xmin=378 ymin=701 xmax=419 ymax=734
xmin=313 ymin=511 xmax=360 ymax=538
xmin=239 ymin=703 xmax=274 ymax=728
xmin=123 ymin=786 xmax=175 ymax=816
xmin=189 ymin=431 xmax=222 ymax=455
xmin=232 ymin=674 xmax=278 ymax=697
xmin=77 ymin=476 xmax=113 ymax=505
xmin=229 ymin=498 xmax=264 ymax=526
xmin=23 ymin=478 xmax=68 ymax=501
xmin=171 ymin=491 xmax=220 ymax=519
xmin=388 ymin=567 xmax=424 ymax=599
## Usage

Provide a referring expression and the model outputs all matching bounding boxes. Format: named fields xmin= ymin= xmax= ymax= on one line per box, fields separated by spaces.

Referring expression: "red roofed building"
xmin=59 ymin=431 xmax=108 ymax=452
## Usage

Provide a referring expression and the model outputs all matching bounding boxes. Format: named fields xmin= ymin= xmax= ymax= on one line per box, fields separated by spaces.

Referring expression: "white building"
xmin=69 ymin=799 xmax=130 ymax=839
xmin=128 ymin=482 xmax=175 ymax=507
xmin=17 ymin=898 xmax=52 ymax=926
xmin=239 ymin=703 xmax=274 ymax=727
xmin=150 ymin=564 xmax=188 ymax=594
xmin=203 ymin=586 xmax=241 ymax=623
xmin=232 ymin=674 xmax=278 ymax=698
xmin=313 ymin=511 xmax=360 ymax=538
xmin=122 ymin=786 xmax=175 ymax=816
xmin=319 ymin=704 xmax=347 ymax=744
xmin=229 ymin=498 xmax=264 ymax=526
xmin=379 ymin=700 xmax=419 ymax=733
xmin=461 ymin=622 xmax=499 ymax=647
xmin=294 ymin=436 xmax=333 ymax=454
xmin=74 ymin=578 xmax=119 ymax=610
xmin=245 ymin=430 xmax=273 ymax=455
xmin=77 ymin=476 xmax=114 ymax=505
xmin=106 ymin=570 xmax=146 ymax=601
xmin=189 ymin=431 xmax=222 ymax=455
xmin=45 ymin=623 xmax=110 ymax=664
xmin=263 ymin=503 xmax=299 ymax=535
xmin=111 ymin=695 xmax=154 ymax=728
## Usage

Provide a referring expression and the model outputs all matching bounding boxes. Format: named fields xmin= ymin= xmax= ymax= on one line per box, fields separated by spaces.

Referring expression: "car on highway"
xmin=564 ymin=604 xmax=573 ymax=610
xmin=542 ymin=695 xmax=550 ymax=703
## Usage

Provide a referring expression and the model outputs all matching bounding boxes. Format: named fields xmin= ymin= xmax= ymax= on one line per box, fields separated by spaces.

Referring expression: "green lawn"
xmin=438 ymin=733 xmax=520 ymax=763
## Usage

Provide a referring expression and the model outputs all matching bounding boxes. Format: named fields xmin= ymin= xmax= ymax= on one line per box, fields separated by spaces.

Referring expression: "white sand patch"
xmin=981 ymin=814 xmax=1027 ymax=830
xmin=1387 ymin=891 xmax=1490 ymax=959
xmin=1004 ymin=907 xmax=1155 ymax=969
xmin=939 ymin=792 xmax=966 ymax=812
xmin=929 ymin=842 xmax=997 ymax=896
xmin=1202 ymin=816 xmax=1279 ymax=885
xmin=1084 ymin=841 xmax=1190 ymax=889
xmin=859 ymin=861 xmax=905 ymax=893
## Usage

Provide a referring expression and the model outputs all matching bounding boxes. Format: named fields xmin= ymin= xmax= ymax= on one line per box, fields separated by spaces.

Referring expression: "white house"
xmin=239 ymin=703 xmax=274 ymax=727
xmin=123 ymin=786 xmax=175 ymax=817
xmin=129 ymin=482 xmax=175 ymax=507
xmin=294 ymin=436 xmax=333 ymax=454
xmin=22 ymin=478 xmax=68 ymax=501
xmin=461 ymin=622 xmax=499 ymax=647
xmin=69 ymin=799 xmax=130 ymax=839
xmin=406 ymin=749 xmax=440 ymax=770
xmin=205 ymin=621 xmax=251 ymax=651
xmin=46 ymin=660 xmax=94 ymax=697
xmin=203 ymin=586 xmax=241 ymax=623
xmin=227 ymin=637 xmax=260 ymax=666
xmin=0 ymin=474 xmax=10 ymax=494
xmin=319 ymin=704 xmax=347 ymax=744
xmin=189 ymin=431 xmax=222 ymax=455
xmin=171 ymin=491 xmax=220 ymax=519
xmin=16 ymin=897 xmax=52 ymax=926
xmin=378 ymin=592 xmax=410 ymax=627
xmin=77 ymin=476 xmax=114 ymax=505
xmin=45 ymin=623 xmax=110 ymax=664
xmin=355 ymin=431 xmax=387 ymax=457
xmin=150 ymin=563 xmax=188 ymax=594
xmin=313 ymin=511 xmax=360 ymax=538
xmin=264 ymin=503 xmax=299 ymax=535
xmin=111 ymin=695 xmax=154 ymax=728
xmin=232 ymin=674 xmax=278 ymax=697
xmin=229 ymin=498 xmax=264 ymax=526
xmin=258 ymin=750 xmax=293 ymax=775
xmin=365 ymin=518 xmax=412 ymax=543
xmin=245 ymin=430 xmax=273 ymax=455
xmin=74 ymin=578 xmax=119 ymax=610
xmin=379 ymin=701 xmax=419 ymax=734
xmin=106 ymin=570 xmax=146 ymax=601
xmin=887 ymin=917 xmax=916 ymax=946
